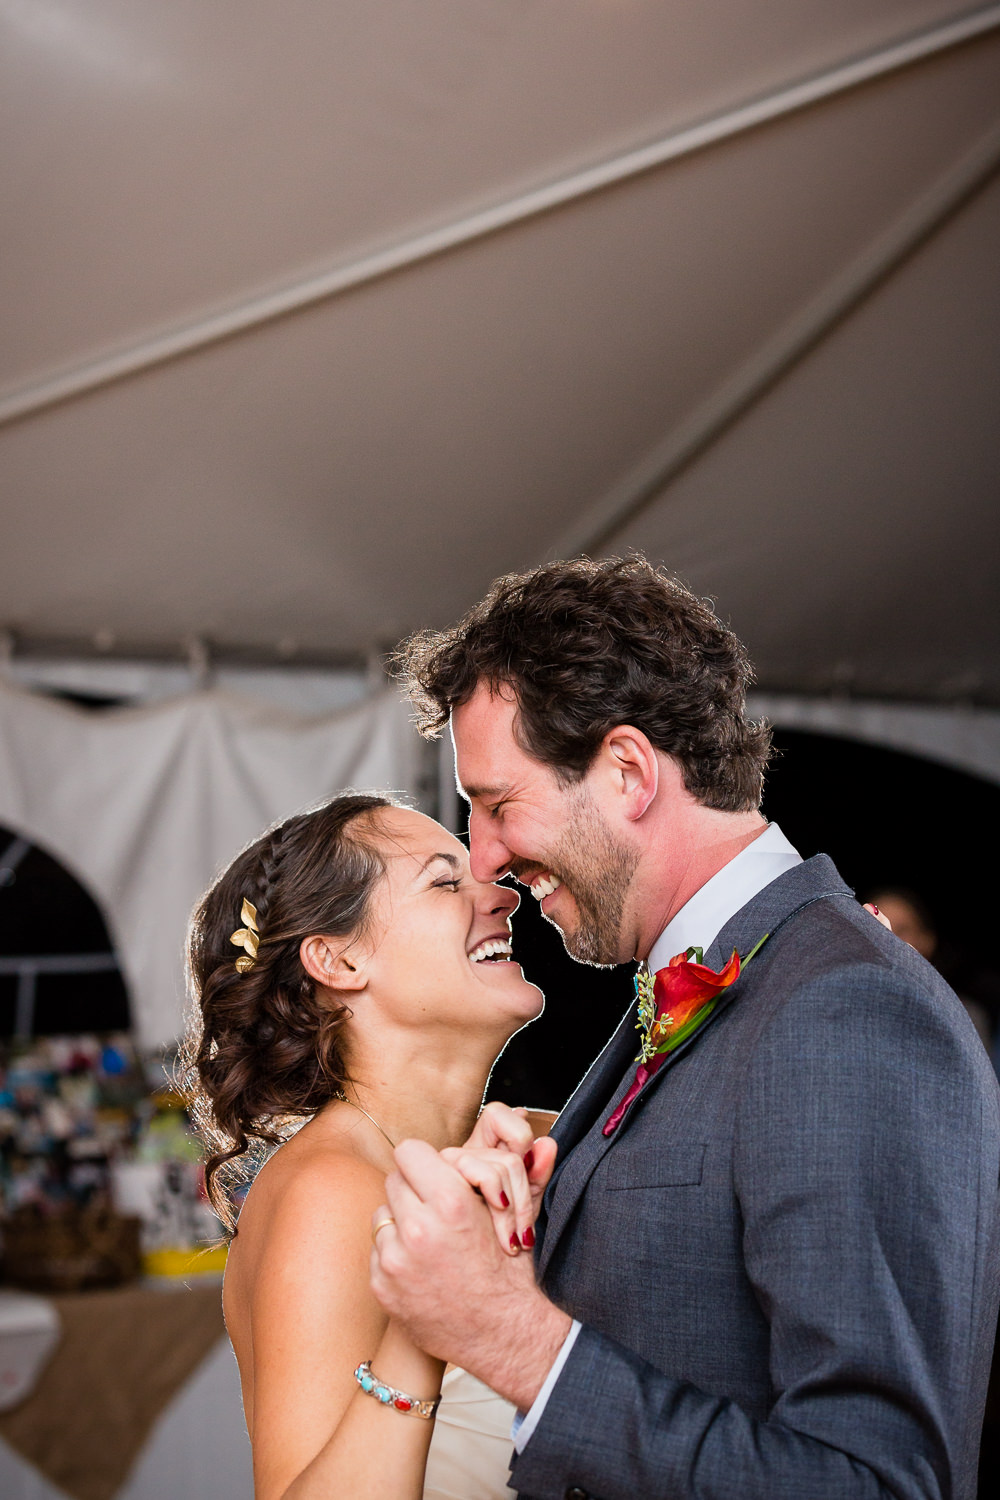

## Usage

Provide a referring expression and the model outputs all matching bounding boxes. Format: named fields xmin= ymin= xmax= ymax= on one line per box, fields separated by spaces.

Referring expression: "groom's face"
xmin=453 ymin=685 xmax=638 ymax=966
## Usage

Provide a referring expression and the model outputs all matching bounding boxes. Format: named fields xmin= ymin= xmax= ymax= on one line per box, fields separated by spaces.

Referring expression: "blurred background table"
xmin=0 ymin=1279 xmax=251 ymax=1500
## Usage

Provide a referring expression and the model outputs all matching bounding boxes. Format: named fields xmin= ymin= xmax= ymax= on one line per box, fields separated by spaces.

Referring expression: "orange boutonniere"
xmin=602 ymin=936 xmax=768 ymax=1136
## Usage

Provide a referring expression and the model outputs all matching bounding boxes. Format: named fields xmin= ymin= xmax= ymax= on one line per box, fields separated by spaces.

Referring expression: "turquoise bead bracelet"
xmin=353 ymin=1360 xmax=440 ymax=1419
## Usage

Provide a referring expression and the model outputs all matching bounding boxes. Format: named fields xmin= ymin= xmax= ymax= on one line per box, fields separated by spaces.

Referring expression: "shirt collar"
xmin=647 ymin=822 xmax=802 ymax=973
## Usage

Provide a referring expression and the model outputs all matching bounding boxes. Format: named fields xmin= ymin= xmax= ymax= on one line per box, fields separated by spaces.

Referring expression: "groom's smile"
xmin=453 ymin=685 xmax=639 ymax=967
xmin=528 ymin=872 xmax=562 ymax=905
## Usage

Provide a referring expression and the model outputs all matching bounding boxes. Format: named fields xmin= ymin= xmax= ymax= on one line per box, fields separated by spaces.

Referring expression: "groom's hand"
xmin=370 ymin=1139 xmax=572 ymax=1412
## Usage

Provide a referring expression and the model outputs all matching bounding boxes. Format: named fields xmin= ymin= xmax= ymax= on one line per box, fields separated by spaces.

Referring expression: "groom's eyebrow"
xmin=460 ymin=781 xmax=510 ymax=803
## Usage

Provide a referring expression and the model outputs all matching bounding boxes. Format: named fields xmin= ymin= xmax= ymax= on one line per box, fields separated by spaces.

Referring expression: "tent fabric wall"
xmin=2 ymin=5 xmax=997 ymax=705
xmin=0 ymin=678 xmax=421 ymax=1049
xmin=748 ymin=693 xmax=1000 ymax=785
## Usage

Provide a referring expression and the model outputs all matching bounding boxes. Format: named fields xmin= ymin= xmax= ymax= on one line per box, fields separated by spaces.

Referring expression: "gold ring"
xmin=371 ymin=1215 xmax=395 ymax=1245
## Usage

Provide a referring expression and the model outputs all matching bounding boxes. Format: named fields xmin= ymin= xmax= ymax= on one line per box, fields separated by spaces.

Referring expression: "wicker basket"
xmin=0 ymin=1205 xmax=142 ymax=1293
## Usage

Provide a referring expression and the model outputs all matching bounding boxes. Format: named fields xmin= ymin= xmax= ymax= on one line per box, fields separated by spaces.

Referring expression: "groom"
xmin=374 ymin=557 xmax=1000 ymax=1499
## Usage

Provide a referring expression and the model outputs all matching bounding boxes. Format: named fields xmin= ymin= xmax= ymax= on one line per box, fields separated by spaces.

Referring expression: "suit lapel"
xmin=536 ymin=855 xmax=852 ymax=1279
xmin=536 ymin=960 xmax=748 ymax=1276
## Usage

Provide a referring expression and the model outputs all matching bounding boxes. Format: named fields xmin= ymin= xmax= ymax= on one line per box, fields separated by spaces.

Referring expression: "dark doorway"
xmin=761 ymin=728 xmax=1000 ymax=1030
xmin=0 ymin=827 xmax=130 ymax=1038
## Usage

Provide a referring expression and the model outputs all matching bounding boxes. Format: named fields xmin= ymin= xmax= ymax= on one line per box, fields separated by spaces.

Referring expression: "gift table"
xmin=0 ymin=1278 xmax=252 ymax=1500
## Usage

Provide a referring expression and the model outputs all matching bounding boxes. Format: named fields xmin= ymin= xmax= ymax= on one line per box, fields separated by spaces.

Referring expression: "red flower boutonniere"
xmin=602 ymin=935 xmax=768 ymax=1136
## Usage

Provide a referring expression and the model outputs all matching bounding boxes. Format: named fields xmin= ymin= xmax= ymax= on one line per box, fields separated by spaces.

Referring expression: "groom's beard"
xmin=546 ymin=792 xmax=639 ymax=967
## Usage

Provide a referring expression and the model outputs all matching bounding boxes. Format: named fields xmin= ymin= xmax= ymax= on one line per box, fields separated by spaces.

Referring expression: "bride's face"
xmin=359 ymin=807 xmax=543 ymax=1043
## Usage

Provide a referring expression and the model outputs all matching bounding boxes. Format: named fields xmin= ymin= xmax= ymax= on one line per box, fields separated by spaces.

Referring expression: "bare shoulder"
xmin=221 ymin=1124 xmax=399 ymax=1466
xmin=223 ymin=1127 xmax=387 ymax=1342
xmin=232 ymin=1130 xmax=385 ymax=1276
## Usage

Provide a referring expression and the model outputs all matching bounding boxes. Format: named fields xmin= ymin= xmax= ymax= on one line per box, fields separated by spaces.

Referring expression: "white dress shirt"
xmin=513 ymin=822 xmax=802 ymax=1451
xmin=646 ymin=821 xmax=802 ymax=973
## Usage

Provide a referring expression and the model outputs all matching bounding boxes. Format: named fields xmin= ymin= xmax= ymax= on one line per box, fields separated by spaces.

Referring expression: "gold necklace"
xmin=333 ymin=1088 xmax=396 ymax=1150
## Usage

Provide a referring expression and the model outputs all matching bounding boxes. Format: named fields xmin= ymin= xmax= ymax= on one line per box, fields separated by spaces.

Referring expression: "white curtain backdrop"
xmin=4 ymin=674 xmax=995 ymax=1049
xmin=0 ymin=678 xmax=421 ymax=1048
xmin=747 ymin=694 xmax=1000 ymax=787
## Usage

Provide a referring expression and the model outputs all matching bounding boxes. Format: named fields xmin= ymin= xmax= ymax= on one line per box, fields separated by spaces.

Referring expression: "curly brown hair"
xmin=180 ymin=793 xmax=395 ymax=1232
xmin=394 ymin=556 xmax=770 ymax=812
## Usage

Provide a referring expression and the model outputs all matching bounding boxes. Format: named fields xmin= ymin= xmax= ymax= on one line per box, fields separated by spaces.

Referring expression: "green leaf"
xmin=653 ymin=999 xmax=718 ymax=1055
xmin=742 ymin=933 xmax=769 ymax=966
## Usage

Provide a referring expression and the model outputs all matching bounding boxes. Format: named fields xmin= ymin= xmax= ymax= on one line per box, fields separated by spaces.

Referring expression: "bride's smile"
xmin=348 ymin=807 xmax=544 ymax=1048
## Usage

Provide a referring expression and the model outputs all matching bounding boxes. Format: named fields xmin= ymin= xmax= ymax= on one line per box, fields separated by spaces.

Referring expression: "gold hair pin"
xmin=230 ymin=898 xmax=260 ymax=973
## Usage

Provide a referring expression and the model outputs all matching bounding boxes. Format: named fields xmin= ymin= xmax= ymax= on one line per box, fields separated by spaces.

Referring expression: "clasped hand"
xmin=376 ymin=1101 xmax=556 ymax=1258
xmin=368 ymin=1104 xmax=563 ymax=1385
xmin=443 ymin=1101 xmax=557 ymax=1252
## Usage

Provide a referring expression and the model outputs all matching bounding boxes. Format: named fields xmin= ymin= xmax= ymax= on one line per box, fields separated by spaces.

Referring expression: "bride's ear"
xmin=299 ymin=934 xmax=369 ymax=993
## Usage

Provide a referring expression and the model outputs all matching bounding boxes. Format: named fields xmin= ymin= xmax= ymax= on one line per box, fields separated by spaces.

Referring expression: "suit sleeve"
xmin=509 ymin=965 xmax=1000 ymax=1500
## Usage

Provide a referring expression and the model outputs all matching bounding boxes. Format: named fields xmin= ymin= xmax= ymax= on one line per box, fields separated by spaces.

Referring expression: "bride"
xmin=183 ymin=792 xmax=558 ymax=1500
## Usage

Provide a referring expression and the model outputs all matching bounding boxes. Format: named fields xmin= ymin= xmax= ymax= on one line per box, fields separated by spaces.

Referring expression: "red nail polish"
xmin=871 ymin=904 xmax=880 ymax=916
xmin=510 ymin=1232 xmax=519 ymax=1251
xmin=521 ymin=1225 xmax=535 ymax=1248
xmin=499 ymin=1191 xmax=510 ymax=1208
xmin=523 ymin=1150 xmax=535 ymax=1172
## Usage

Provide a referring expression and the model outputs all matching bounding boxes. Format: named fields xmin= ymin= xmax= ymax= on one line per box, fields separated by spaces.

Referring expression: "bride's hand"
xmin=466 ymin=1100 xmax=559 ymax=1218
xmin=442 ymin=1132 xmax=559 ymax=1257
xmin=440 ymin=1104 xmax=560 ymax=1254
xmin=864 ymin=902 xmax=893 ymax=931
xmin=464 ymin=1100 xmax=538 ymax=1156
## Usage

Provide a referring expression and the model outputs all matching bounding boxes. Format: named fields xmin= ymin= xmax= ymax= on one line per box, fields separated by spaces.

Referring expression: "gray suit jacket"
xmin=510 ymin=856 xmax=1000 ymax=1500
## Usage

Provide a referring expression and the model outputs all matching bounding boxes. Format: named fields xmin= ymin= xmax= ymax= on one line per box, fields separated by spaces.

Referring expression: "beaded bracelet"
xmin=354 ymin=1360 xmax=441 ymax=1419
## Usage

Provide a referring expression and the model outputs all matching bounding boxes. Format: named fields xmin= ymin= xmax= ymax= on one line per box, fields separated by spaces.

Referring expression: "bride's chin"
xmin=511 ymin=978 xmax=545 ymax=1023
xmin=477 ymin=989 xmax=543 ymax=1044
xmin=462 ymin=968 xmax=544 ymax=1029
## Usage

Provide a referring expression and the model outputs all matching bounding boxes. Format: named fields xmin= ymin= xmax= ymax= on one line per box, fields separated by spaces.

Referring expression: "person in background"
xmin=867 ymin=886 xmax=994 ymax=1056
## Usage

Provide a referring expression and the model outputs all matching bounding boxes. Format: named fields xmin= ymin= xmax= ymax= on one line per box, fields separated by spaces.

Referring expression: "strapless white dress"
xmin=423 ymin=1366 xmax=518 ymax=1499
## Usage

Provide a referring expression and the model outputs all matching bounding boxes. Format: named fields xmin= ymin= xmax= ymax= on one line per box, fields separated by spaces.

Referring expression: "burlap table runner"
xmin=0 ymin=1280 xmax=227 ymax=1500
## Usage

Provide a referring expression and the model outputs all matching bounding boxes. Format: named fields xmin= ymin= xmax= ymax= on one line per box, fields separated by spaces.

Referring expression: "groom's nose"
xmin=468 ymin=807 xmax=512 ymax=883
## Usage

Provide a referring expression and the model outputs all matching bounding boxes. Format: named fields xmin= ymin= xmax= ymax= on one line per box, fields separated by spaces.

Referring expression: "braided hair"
xmin=181 ymin=793 xmax=395 ymax=1231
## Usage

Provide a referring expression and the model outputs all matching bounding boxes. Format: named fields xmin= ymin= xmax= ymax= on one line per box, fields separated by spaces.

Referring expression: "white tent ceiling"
xmin=2 ymin=2 xmax=998 ymax=701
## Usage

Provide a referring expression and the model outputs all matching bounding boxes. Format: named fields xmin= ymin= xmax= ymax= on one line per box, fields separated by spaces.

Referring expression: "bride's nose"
xmin=482 ymin=881 xmax=520 ymax=920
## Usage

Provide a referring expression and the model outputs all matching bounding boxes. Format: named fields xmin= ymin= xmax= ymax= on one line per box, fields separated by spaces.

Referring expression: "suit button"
xmin=565 ymin=1490 xmax=589 ymax=1500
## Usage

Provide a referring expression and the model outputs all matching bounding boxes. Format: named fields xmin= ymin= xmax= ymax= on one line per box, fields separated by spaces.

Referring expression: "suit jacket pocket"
xmin=603 ymin=1141 xmax=706 ymax=1189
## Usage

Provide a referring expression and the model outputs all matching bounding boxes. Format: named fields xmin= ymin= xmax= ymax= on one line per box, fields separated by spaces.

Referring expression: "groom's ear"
xmin=299 ymin=934 xmax=370 ymax=993
xmin=601 ymin=726 xmax=658 ymax=821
